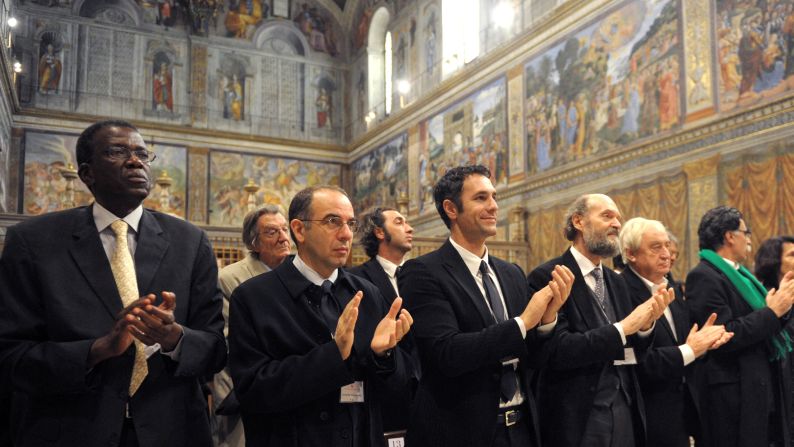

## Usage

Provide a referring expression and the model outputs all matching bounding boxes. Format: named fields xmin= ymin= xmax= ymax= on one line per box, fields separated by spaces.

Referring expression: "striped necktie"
xmin=110 ymin=220 xmax=148 ymax=395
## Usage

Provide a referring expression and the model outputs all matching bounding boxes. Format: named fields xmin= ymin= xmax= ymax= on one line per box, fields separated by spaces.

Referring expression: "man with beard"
xmin=527 ymin=193 xmax=673 ymax=447
xmin=687 ymin=206 xmax=794 ymax=447
xmin=349 ymin=207 xmax=418 ymax=436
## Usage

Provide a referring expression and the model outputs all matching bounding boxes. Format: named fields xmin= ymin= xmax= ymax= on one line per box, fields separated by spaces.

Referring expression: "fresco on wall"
xmin=523 ymin=0 xmax=681 ymax=174
xmin=417 ymin=78 xmax=508 ymax=214
xmin=218 ymin=59 xmax=247 ymax=121
xmin=424 ymin=10 xmax=438 ymax=74
xmin=152 ymin=53 xmax=174 ymax=112
xmin=352 ymin=133 xmax=408 ymax=215
xmin=37 ymin=32 xmax=62 ymax=95
xmin=209 ymin=151 xmax=341 ymax=226
xmin=225 ymin=0 xmax=268 ymax=38
xmin=716 ymin=0 xmax=794 ymax=111
xmin=22 ymin=132 xmax=187 ymax=217
xmin=293 ymin=2 xmax=339 ymax=56
xmin=354 ymin=6 xmax=373 ymax=50
xmin=143 ymin=144 xmax=188 ymax=217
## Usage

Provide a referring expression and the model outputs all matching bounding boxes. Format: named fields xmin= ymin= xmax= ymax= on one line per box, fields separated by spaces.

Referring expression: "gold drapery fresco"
xmin=721 ymin=150 xmax=794 ymax=264
xmin=527 ymin=173 xmax=689 ymax=280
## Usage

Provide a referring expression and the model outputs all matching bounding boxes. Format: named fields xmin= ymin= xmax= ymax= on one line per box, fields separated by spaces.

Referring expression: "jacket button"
xmin=319 ymin=411 xmax=330 ymax=421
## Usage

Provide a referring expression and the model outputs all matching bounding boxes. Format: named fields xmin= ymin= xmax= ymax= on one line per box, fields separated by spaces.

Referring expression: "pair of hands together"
xmin=334 ymin=293 xmax=414 ymax=360
xmin=88 ymin=291 xmax=183 ymax=368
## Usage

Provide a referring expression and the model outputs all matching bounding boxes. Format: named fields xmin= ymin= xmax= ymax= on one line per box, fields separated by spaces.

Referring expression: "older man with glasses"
xmin=228 ymin=185 xmax=413 ymax=447
xmin=212 ymin=205 xmax=292 ymax=447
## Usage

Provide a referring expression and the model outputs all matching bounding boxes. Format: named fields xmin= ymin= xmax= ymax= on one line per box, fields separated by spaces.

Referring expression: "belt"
xmin=497 ymin=408 xmax=523 ymax=427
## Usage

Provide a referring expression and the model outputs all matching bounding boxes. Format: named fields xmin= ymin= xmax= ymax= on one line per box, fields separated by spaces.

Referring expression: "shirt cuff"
xmin=637 ymin=321 xmax=655 ymax=338
xmin=160 ymin=334 xmax=183 ymax=361
xmin=679 ymin=344 xmax=696 ymax=366
xmin=514 ymin=317 xmax=527 ymax=339
xmin=613 ymin=322 xmax=627 ymax=346
xmin=536 ymin=315 xmax=557 ymax=335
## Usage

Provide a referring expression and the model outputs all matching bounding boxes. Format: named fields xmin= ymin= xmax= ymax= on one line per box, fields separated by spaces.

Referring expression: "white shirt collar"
xmin=721 ymin=256 xmax=741 ymax=270
xmin=570 ymin=245 xmax=602 ymax=277
xmin=449 ymin=237 xmax=490 ymax=277
xmin=375 ymin=255 xmax=401 ymax=279
xmin=628 ymin=266 xmax=668 ymax=293
xmin=293 ymin=253 xmax=338 ymax=286
xmin=93 ymin=202 xmax=143 ymax=234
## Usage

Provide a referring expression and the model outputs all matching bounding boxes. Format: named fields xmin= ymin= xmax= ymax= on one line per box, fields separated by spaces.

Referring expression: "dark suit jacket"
xmin=622 ymin=267 xmax=699 ymax=447
xmin=686 ymin=259 xmax=790 ymax=447
xmin=348 ymin=258 xmax=418 ymax=433
xmin=229 ymin=258 xmax=410 ymax=447
xmin=399 ymin=240 xmax=547 ymax=447
xmin=526 ymin=248 xmax=649 ymax=447
xmin=349 ymin=258 xmax=398 ymax=302
xmin=0 ymin=206 xmax=226 ymax=447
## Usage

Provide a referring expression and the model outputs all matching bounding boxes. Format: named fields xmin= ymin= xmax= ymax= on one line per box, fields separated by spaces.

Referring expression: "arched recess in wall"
xmin=367 ymin=6 xmax=390 ymax=118
xmin=74 ymin=0 xmax=142 ymax=25
xmin=252 ymin=22 xmax=309 ymax=133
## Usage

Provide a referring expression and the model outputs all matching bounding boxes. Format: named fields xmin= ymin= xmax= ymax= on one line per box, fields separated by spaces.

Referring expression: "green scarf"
xmin=700 ymin=249 xmax=792 ymax=361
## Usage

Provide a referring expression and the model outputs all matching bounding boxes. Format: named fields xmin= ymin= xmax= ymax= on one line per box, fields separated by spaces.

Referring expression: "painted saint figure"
xmin=153 ymin=61 xmax=173 ymax=112
xmin=38 ymin=44 xmax=62 ymax=95
xmin=223 ymin=74 xmax=244 ymax=121
xmin=315 ymin=87 xmax=331 ymax=128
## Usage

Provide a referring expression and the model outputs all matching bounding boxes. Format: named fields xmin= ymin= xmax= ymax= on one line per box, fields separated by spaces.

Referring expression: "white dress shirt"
xmin=375 ymin=255 xmax=401 ymax=296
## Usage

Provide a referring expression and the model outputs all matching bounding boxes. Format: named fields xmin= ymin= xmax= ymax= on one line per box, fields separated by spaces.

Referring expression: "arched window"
xmin=442 ymin=0 xmax=479 ymax=78
xmin=384 ymin=31 xmax=392 ymax=115
xmin=367 ymin=7 xmax=390 ymax=119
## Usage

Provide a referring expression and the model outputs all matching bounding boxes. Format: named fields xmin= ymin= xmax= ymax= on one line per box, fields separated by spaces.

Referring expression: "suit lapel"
xmin=364 ymin=259 xmax=397 ymax=301
xmin=440 ymin=241 xmax=494 ymax=327
xmin=561 ymin=249 xmax=603 ymax=330
xmin=69 ymin=207 xmax=123 ymax=319
xmin=624 ymin=267 xmax=679 ymax=341
xmin=669 ymin=293 xmax=688 ymax=342
xmin=134 ymin=210 xmax=169 ymax=296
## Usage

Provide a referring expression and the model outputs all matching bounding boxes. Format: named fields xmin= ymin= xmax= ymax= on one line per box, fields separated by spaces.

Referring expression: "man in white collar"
xmin=213 ymin=205 xmax=291 ymax=447
xmin=400 ymin=165 xmax=574 ymax=447
xmin=349 ymin=207 xmax=416 ymax=435
xmin=527 ymin=193 xmax=673 ymax=447
xmin=619 ymin=217 xmax=731 ymax=447
xmin=0 ymin=120 xmax=226 ymax=446
xmin=687 ymin=206 xmax=794 ymax=447
xmin=228 ymin=185 xmax=413 ymax=447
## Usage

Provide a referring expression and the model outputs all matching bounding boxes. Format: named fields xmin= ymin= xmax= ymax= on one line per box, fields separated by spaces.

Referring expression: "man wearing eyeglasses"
xmin=0 ymin=120 xmax=226 ymax=446
xmin=229 ymin=185 xmax=413 ymax=447
xmin=213 ymin=205 xmax=291 ymax=447
xmin=687 ymin=206 xmax=794 ymax=447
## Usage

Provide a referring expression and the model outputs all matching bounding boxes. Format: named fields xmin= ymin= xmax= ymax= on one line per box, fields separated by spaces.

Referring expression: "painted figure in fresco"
xmin=38 ymin=44 xmax=62 ymax=95
xmin=396 ymin=35 xmax=407 ymax=79
xmin=738 ymin=9 xmax=765 ymax=96
xmin=357 ymin=71 xmax=367 ymax=119
xmin=355 ymin=7 xmax=373 ymax=50
xmin=659 ymin=58 xmax=679 ymax=131
xmin=316 ymin=87 xmax=332 ymax=128
xmin=223 ymin=74 xmax=244 ymax=121
xmin=157 ymin=0 xmax=173 ymax=26
xmin=293 ymin=3 xmax=337 ymax=56
xmin=622 ymin=78 xmax=641 ymax=137
xmin=783 ymin=4 xmax=794 ymax=78
xmin=153 ymin=61 xmax=174 ymax=112
xmin=225 ymin=0 xmax=267 ymax=38
xmin=556 ymin=98 xmax=568 ymax=150
xmin=425 ymin=13 xmax=437 ymax=73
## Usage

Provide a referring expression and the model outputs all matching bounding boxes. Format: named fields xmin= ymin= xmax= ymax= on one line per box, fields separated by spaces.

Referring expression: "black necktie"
xmin=479 ymin=260 xmax=516 ymax=401
xmin=395 ymin=265 xmax=403 ymax=276
xmin=309 ymin=280 xmax=339 ymax=332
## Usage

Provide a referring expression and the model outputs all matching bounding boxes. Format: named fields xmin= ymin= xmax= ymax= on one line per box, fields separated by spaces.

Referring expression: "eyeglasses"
xmin=103 ymin=146 xmax=157 ymax=163
xmin=301 ymin=216 xmax=360 ymax=232
xmin=734 ymin=229 xmax=752 ymax=236
xmin=259 ymin=227 xmax=289 ymax=238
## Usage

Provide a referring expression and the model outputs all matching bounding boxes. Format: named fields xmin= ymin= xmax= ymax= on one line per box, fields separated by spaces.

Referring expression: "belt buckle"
xmin=504 ymin=409 xmax=518 ymax=427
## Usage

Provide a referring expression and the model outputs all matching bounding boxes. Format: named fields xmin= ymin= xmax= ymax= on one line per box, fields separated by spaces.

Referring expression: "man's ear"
xmin=374 ymin=226 xmax=385 ymax=241
xmin=77 ymin=163 xmax=94 ymax=190
xmin=290 ymin=219 xmax=306 ymax=245
xmin=443 ymin=199 xmax=458 ymax=223
xmin=572 ymin=213 xmax=585 ymax=232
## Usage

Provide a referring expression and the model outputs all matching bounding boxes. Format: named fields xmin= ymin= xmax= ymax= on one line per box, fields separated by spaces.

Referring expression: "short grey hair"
xmin=667 ymin=230 xmax=679 ymax=245
xmin=563 ymin=195 xmax=591 ymax=241
xmin=242 ymin=205 xmax=284 ymax=253
xmin=619 ymin=217 xmax=667 ymax=264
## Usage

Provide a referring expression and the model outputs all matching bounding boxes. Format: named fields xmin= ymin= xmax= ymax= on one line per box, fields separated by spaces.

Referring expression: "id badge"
xmin=340 ymin=381 xmax=365 ymax=403
xmin=613 ymin=347 xmax=638 ymax=366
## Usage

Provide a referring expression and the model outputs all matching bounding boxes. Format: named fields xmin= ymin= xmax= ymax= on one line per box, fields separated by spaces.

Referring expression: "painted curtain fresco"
xmin=352 ymin=133 xmax=407 ymax=215
xmin=23 ymin=131 xmax=187 ymax=217
xmin=143 ymin=144 xmax=188 ymax=217
xmin=209 ymin=151 xmax=341 ymax=226
xmin=524 ymin=0 xmax=681 ymax=174
xmin=716 ymin=0 xmax=794 ymax=111
xmin=417 ymin=77 xmax=508 ymax=214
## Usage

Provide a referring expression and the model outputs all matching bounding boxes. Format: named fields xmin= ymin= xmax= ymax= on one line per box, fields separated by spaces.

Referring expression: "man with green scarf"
xmin=687 ymin=206 xmax=794 ymax=447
